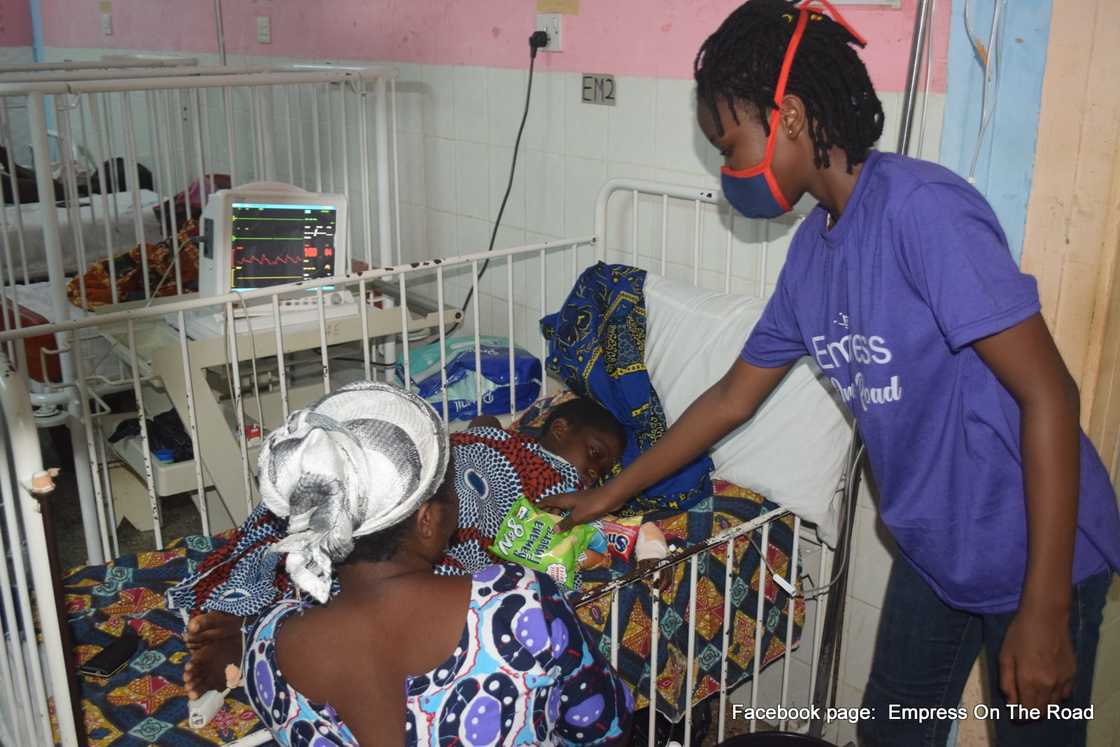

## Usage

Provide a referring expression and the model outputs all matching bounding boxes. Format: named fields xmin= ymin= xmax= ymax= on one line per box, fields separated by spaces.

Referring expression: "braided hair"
xmin=695 ymin=0 xmax=884 ymax=172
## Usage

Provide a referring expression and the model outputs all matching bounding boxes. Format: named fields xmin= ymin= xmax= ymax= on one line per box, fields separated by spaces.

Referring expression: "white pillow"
xmin=644 ymin=274 xmax=852 ymax=546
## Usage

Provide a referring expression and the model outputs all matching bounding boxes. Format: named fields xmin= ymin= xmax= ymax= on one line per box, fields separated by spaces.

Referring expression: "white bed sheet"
xmin=0 ymin=190 xmax=164 ymax=281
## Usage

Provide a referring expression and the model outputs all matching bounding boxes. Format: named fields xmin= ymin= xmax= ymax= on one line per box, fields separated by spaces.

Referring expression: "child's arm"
xmin=973 ymin=313 xmax=1079 ymax=710
xmin=542 ymin=358 xmax=791 ymax=529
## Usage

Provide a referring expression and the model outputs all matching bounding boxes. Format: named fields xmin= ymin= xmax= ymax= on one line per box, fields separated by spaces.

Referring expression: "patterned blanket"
xmin=576 ymin=481 xmax=803 ymax=722
xmin=518 ymin=395 xmax=803 ymax=722
xmin=540 ymin=262 xmax=714 ymax=512
xmin=64 ymin=534 xmax=265 ymax=746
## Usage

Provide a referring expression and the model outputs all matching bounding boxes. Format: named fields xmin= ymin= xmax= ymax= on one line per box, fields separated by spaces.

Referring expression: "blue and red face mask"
xmin=720 ymin=0 xmax=866 ymax=220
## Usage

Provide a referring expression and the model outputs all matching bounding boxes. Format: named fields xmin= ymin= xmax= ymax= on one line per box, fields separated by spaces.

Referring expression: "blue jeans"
xmin=858 ymin=559 xmax=1111 ymax=747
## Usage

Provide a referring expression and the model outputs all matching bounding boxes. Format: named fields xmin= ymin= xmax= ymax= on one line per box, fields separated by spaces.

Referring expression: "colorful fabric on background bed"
xmin=576 ymin=481 xmax=804 ymax=722
xmin=67 ymin=219 xmax=201 ymax=310
xmin=64 ymin=534 xmax=264 ymax=747
xmin=540 ymin=262 xmax=713 ymax=512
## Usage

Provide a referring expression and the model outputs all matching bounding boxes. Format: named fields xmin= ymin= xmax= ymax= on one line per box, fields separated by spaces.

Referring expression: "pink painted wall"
xmin=0 ymin=0 xmax=33 ymax=47
xmin=41 ymin=0 xmax=948 ymax=92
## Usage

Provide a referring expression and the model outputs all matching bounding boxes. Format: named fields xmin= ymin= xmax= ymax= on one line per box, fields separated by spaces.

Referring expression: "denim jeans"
xmin=858 ymin=558 xmax=1110 ymax=747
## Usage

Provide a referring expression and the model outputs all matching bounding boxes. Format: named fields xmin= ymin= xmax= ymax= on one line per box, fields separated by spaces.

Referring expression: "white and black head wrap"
xmin=258 ymin=381 xmax=449 ymax=602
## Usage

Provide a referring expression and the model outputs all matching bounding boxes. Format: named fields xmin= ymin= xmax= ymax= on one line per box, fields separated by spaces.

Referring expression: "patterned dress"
xmin=244 ymin=565 xmax=633 ymax=746
xmin=167 ymin=502 xmax=294 ymax=618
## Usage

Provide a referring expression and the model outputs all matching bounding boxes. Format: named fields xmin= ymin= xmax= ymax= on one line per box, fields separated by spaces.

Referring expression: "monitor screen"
xmin=229 ymin=202 xmax=339 ymax=291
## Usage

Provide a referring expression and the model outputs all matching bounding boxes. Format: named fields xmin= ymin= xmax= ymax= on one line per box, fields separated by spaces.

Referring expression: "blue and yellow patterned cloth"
xmin=540 ymin=262 xmax=714 ymax=512
xmin=63 ymin=534 xmax=265 ymax=746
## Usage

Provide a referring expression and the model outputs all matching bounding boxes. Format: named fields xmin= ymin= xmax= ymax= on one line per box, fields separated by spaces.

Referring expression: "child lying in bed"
xmin=436 ymin=397 xmax=625 ymax=574
xmin=171 ymin=393 xmax=626 ymax=699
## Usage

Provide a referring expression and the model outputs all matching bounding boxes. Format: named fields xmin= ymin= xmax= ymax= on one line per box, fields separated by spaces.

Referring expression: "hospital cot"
xmin=0 ymin=171 xmax=863 ymax=746
xmin=0 ymin=64 xmax=407 ymax=565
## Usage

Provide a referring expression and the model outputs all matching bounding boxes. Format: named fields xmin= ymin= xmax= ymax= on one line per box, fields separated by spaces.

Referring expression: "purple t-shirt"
xmin=742 ymin=150 xmax=1119 ymax=614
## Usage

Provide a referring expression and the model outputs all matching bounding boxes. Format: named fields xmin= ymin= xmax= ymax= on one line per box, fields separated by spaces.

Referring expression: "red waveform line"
xmin=239 ymin=254 xmax=304 ymax=266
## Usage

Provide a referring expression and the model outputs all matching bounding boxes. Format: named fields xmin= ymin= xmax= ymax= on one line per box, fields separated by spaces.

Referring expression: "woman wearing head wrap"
xmin=240 ymin=382 xmax=633 ymax=746
xmin=173 ymin=395 xmax=625 ymax=699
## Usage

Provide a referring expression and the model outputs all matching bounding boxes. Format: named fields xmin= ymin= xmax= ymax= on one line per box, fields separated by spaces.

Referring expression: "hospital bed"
xmin=0 ymin=172 xmax=862 ymax=746
xmin=0 ymin=64 xmax=405 ymax=566
xmin=0 ymin=56 xmax=200 ymax=283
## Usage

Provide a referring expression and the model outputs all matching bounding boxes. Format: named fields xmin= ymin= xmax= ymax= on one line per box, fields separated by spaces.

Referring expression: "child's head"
xmin=694 ymin=0 xmax=884 ymax=210
xmin=539 ymin=398 xmax=626 ymax=488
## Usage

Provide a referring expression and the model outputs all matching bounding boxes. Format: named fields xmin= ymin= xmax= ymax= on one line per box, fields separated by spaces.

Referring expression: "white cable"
xmin=745 ymin=443 xmax=865 ymax=599
xmin=235 ymin=292 xmax=267 ymax=437
xmin=968 ymin=0 xmax=1005 ymax=180
xmin=962 ymin=0 xmax=977 ymax=52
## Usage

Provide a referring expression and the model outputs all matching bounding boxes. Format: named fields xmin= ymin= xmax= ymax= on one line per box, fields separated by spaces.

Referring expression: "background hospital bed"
xmin=0 ymin=64 xmax=406 ymax=568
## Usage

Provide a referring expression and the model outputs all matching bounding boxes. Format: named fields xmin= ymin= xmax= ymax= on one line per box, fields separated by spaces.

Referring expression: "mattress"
xmin=0 ymin=190 xmax=163 ymax=282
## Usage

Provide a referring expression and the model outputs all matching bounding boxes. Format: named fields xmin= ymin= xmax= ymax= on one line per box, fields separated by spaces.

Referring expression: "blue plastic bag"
xmin=395 ymin=336 xmax=542 ymax=421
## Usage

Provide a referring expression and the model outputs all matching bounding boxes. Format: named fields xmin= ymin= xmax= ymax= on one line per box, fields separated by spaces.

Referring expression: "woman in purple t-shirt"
xmin=545 ymin=1 xmax=1119 ymax=745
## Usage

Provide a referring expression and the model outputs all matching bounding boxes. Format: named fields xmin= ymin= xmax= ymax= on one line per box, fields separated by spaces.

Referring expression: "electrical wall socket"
xmin=535 ymin=13 xmax=563 ymax=52
xmin=256 ymin=16 xmax=272 ymax=44
xmin=100 ymin=12 xmax=113 ymax=36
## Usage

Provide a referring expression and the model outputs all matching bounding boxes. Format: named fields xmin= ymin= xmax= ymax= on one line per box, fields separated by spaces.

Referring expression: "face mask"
xmin=720 ymin=0 xmax=866 ymax=220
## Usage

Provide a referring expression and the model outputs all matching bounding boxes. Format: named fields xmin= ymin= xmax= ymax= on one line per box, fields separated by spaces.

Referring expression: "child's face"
xmin=545 ymin=419 xmax=624 ymax=488
xmin=698 ymin=96 xmax=807 ymax=207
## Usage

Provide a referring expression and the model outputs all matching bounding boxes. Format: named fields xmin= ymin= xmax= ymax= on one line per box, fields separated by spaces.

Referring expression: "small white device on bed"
xmin=187 ymin=182 xmax=356 ymax=338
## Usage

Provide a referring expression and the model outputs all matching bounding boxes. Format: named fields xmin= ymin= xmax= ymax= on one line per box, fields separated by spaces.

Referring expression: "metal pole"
xmin=213 ymin=0 xmax=227 ymax=66
xmin=809 ymin=433 xmax=864 ymax=739
xmin=896 ymin=0 xmax=933 ymax=156
xmin=28 ymin=93 xmax=103 ymax=564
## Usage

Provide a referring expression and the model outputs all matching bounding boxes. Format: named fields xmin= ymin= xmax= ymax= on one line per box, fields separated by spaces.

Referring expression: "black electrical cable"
xmin=365 ymin=32 xmax=547 ymax=373
xmin=445 ymin=31 xmax=549 ymax=338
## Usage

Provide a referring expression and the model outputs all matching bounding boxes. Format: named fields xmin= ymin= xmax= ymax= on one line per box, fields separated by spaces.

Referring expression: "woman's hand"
xmin=998 ymin=605 xmax=1076 ymax=708
xmin=540 ymin=484 xmax=625 ymax=531
xmin=543 ymin=360 xmax=791 ymax=530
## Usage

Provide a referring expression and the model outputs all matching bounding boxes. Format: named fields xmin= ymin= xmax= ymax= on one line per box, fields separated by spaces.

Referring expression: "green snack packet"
xmin=492 ymin=496 xmax=597 ymax=589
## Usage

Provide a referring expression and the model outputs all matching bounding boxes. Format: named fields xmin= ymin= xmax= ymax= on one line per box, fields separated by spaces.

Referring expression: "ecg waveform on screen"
xmin=237 ymin=254 xmax=304 ymax=266
xmin=230 ymin=204 xmax=338 ymax=289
